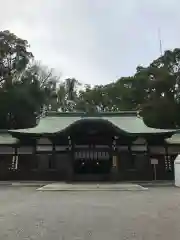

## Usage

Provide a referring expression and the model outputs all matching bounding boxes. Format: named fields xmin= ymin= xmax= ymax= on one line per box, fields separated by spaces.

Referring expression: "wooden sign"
xmin=151 ymin=158 xmax=158 ymax=165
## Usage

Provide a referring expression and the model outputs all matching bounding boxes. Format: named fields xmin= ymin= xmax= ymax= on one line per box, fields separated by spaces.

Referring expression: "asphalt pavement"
xmin=0 ymin=186 xmax=179 ymax=239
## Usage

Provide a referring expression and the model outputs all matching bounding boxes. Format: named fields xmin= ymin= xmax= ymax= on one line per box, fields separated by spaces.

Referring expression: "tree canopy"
xmin=69 ymin=48 xmax=180 ymax=129
xmin=0 ymin=30 xmax=58 ymax=129
xmin=0 ymin=30 xmax=180 ymax=129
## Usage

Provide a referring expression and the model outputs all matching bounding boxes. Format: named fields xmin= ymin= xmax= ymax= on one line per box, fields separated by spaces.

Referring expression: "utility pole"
xmin=158 ymin=28 xmax=163 ymax=56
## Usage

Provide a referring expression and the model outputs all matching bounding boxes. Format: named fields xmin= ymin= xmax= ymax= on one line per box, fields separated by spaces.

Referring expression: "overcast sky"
xmin=1 ymin=0 xmax=179 ymax=85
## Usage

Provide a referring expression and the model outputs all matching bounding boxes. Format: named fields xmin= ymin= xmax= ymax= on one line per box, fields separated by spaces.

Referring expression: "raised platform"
xmin=37 ymin=183 xmax=148 ymax=191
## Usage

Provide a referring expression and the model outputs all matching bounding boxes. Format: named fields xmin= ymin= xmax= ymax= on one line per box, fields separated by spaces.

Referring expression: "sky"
xmin=0 ymin=0 xmax=180 ymax=85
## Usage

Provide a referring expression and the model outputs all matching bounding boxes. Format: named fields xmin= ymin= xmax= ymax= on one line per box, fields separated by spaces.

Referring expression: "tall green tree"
xmin=138 ymin=49 xmax=180 ymax=128
xmin=0 ymin=31 xmax=59 ymax=128
xmin=0 ymin=30 xmax=33 ymax=88
xmin=24 ymin=61 xmax=59 ymax=113
xmin=57 ymin=78 xmax=80 ymax=112
xmin=0 ymin=30 xmax=33 ymax=128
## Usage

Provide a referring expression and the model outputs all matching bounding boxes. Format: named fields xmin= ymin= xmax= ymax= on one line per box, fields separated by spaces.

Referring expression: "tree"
xmin=76 ymin=84 xmax=97 ymax=112
xmin=1 ymin=29 xmax=180 ymax=130
xmin=0 ymin=31 xmax=59 ymax=128
xmin=0 ymin=30 xmax=34 ymax=128
xmin=23 ymin=61 xmax=60 ymax=113
xmin=71 ymin=48 xmax=180 ymax=128
xmin=8 ymin=61 xmax=60 ymax=128
xmin=57 ymin=78 xmax=80 ymax=112
xmin=57 ymin=82 xmax=66 ymax=112
xmin=0 ymin=30 xmax=33 ymax=88
xmin=138 ymin=49 xmax=180 ymax=128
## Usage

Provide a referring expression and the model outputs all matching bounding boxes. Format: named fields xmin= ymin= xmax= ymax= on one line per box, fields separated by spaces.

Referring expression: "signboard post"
xmin=112 ymin=155 xmax=118 ymax=168
xmin=151 ymin=158 xmax=158 ymax=181
xmin=111 ymin=155 xmax=118 ymax=181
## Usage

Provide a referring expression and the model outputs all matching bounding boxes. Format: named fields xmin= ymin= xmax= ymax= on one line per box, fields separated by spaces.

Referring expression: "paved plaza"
xmin=0 ymin=185 xmax=179 ymax=239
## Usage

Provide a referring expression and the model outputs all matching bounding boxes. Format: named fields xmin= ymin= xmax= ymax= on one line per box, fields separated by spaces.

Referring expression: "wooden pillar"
xmin=48 ymin=140 xmax=56 ymax=170
xmin=33 ymin=139 xmax=38 ymax=169
xmin=111 ymin=136 xmax=119 ymax=180
xmin=52 ymin=141 xmax=56 ymax=169
xmin=165 ymin=143 xmax=168 ymax=157
xmin=146 ymin=141 xmax=151 ymax=167
xmin=128 ymin=143 xmax=132 ymax=167
xmin=66 ymin=136 xmax=74 ymax=182
xmin=146 ymin=141 xmax=153 ymax=180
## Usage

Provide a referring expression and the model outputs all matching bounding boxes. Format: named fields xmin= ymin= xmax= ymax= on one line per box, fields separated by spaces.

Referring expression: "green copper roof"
xmin=10 ymin=116 xmax=81 ymax=135
xmin=0 ymin=133 xmax=18 ymax=145
xmin=8 ymin=111 xmax=177 ymax=137
xmin=166 ymin=133 xmax=180 ymax=144
xmin=103 ymin=116 xmax=176 ymax=134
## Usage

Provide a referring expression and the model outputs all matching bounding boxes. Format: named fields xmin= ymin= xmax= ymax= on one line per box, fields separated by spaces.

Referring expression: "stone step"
xmin=37 ymin=183 xmax=148 ymax=191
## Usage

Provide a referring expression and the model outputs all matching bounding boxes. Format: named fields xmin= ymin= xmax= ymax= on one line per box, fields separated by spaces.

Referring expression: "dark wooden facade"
xmin=0 ymin=140 xmax=177 ymax=181
xmin=0 ymin=118 xmax=179 ymax=182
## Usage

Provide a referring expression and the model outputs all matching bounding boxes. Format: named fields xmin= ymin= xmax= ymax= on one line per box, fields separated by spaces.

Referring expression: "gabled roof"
xmin=8 ymin=111 xmax=177 ymax=138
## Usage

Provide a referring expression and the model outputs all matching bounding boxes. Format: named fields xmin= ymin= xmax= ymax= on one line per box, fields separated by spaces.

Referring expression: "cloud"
xmin=0 ymin=0 xmax=180 ymax=85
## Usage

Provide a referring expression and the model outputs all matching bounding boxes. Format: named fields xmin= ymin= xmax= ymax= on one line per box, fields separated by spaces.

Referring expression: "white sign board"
xmin=151 ymin=158 xmax=158 ymax=165
xmin=37 ymin=145 xmax=52 ymax=152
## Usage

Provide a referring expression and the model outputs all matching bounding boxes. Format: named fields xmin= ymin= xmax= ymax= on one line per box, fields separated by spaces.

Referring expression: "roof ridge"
xmin=47 ymin=111 xmax=138 ymax=117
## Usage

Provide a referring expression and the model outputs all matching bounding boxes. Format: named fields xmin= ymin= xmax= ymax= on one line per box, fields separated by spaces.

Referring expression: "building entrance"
xmin=73 ymin=147 xmax=112 ymax=174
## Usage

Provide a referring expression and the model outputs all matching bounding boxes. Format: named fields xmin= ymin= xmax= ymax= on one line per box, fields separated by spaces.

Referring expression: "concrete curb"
xmin=37 ymin=189 xmax=149 ymax=192
xmin=140 ymin=182 xmax=174 ymax=187
xmin=0 ymin=181 xmax=53 ymax=187
xmin=11 ymin=183 xmax=45 ymax=187
xmin=37 ymin=183 xmax=148 ymax=192
xmin=0 ymin=181 xmax=174 ymax=188
xmin=0 ymin=182 xmax=13 ymax=186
